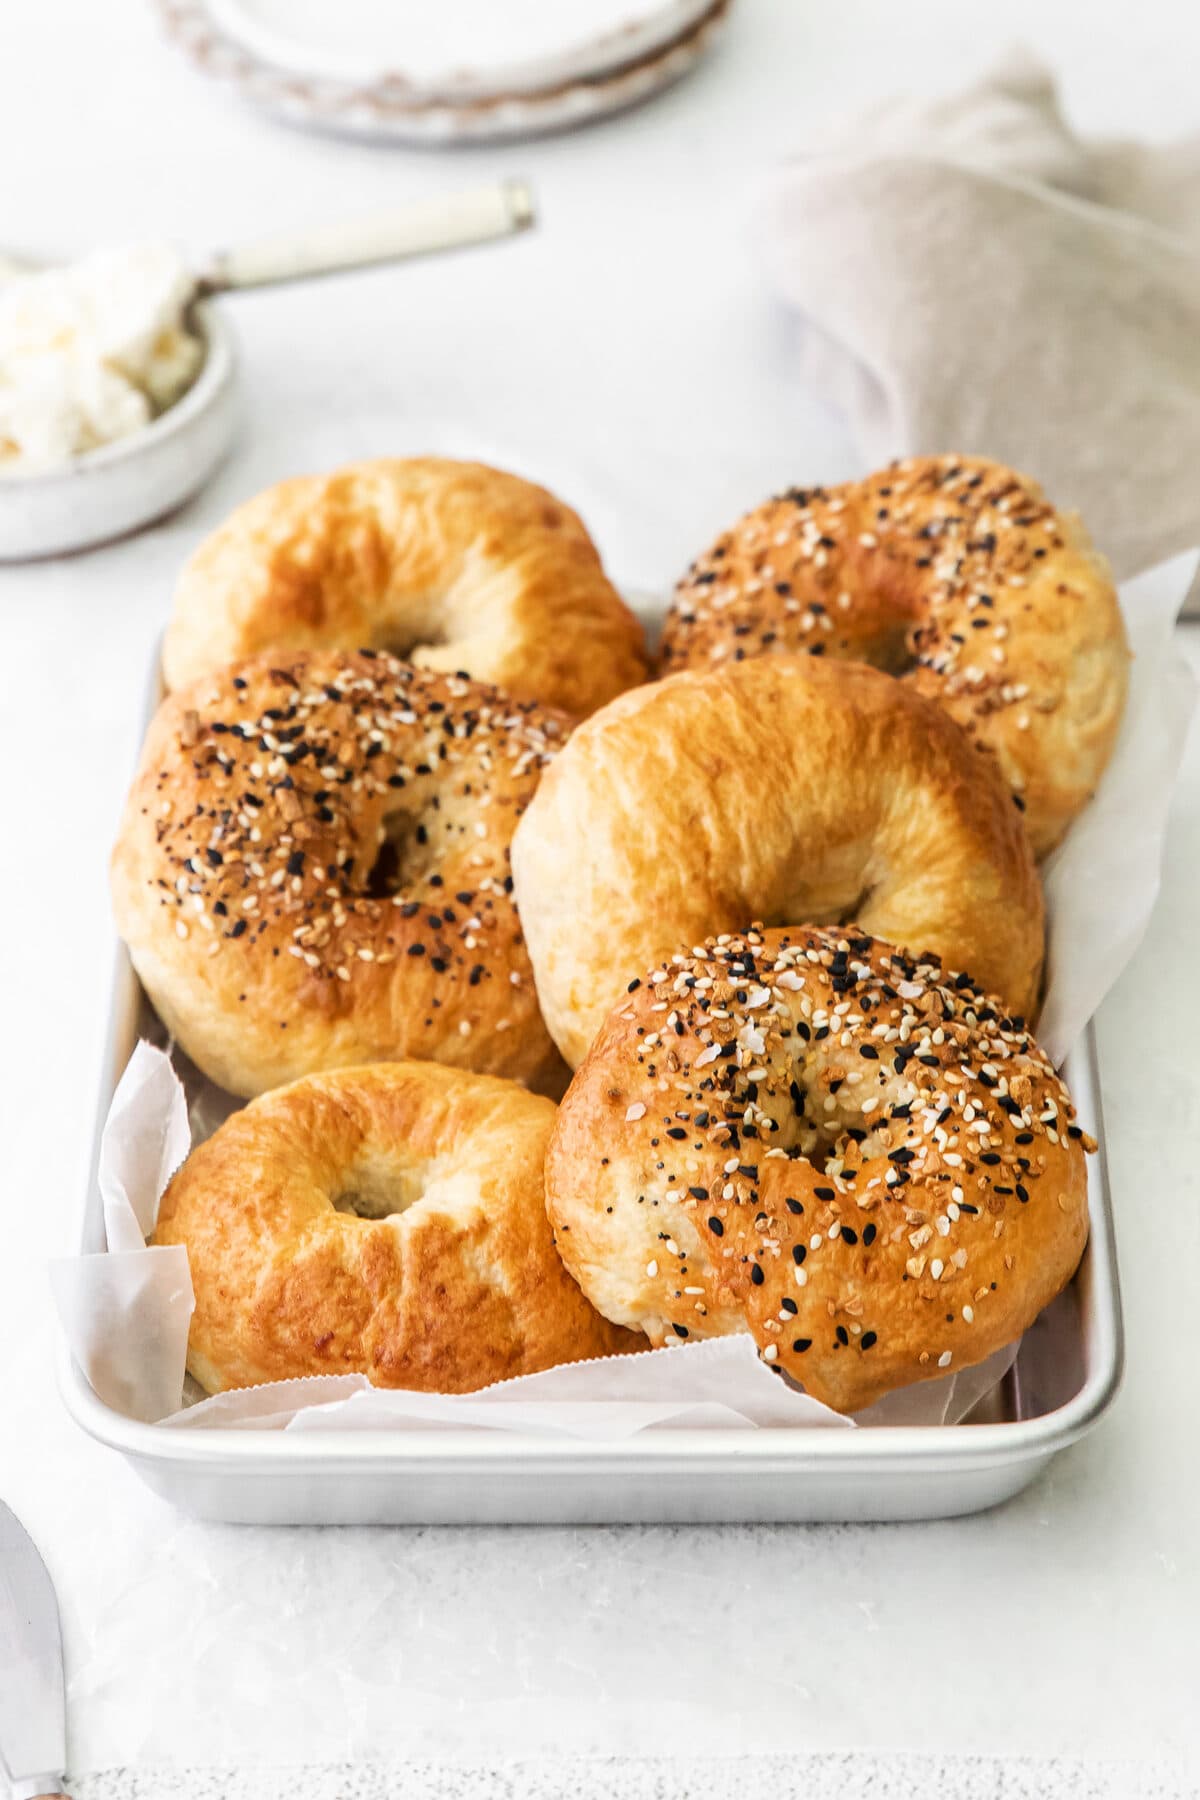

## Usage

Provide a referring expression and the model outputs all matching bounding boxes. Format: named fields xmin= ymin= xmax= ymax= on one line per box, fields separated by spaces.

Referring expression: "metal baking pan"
xmin=59 ymin=946 xmax=1123 ymax=1529
xmin=55 ymin=644 xmax=1124 ymax=1524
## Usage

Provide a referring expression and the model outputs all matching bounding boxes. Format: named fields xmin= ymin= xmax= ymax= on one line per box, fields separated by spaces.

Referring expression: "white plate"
xmin=153 ymin=0 xmax=732 ymax=145
xmin=209 ymin=0 xmax=720 ymax=98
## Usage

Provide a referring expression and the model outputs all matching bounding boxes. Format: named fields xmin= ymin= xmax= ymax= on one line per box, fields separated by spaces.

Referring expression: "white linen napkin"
xmin=753 ymin=51 xmax=1200 ymax=583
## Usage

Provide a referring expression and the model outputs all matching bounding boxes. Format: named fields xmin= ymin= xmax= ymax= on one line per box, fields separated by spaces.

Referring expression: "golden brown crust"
xmin=162 ymin=457 xmax=649 ymax=718
xmin=512 ymin=655 xmax=1044 ymax=1069
xmin=111 ymin=649 xmax=570 ymax=1098
xmin=154 ymin=1062 xmax=639 ymax=1393
xmin=661 ymin=456 xmax=1130 ymax=855
xmin=545 ymin=925 xmax=1090 ymax=1413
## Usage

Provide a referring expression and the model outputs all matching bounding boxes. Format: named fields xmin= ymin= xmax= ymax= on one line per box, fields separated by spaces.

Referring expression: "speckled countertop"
xmin=70 ymin=1756 xmax=1199 ymax=1799
xmin=2 ymin=0 xmax=1200 ymax=1793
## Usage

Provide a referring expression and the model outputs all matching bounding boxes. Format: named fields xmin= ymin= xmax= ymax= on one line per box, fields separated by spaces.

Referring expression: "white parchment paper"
xmin=50 ymin=555 xmax=1197 ymax=1434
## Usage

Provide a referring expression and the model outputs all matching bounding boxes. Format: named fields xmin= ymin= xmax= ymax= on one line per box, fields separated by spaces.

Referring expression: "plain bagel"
xmin=112 ymin=649 xmax=569 ymax=1098
xmin=511 ymin=654 xmax=1045 ymax=1068
xmin=545 ymin=925 xmax=1092 ymax=1414
xmin=154 ymin=1061 xmax=639 ymax=1393
xmin=162 ymin=457 xmax=649 ymax=719
xmin=661 ymin=455 xmax=1129 ymax=854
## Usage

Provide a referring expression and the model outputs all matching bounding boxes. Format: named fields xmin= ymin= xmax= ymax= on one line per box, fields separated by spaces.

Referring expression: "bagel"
xmin=162 ymin=456 xmax=649 ymax=718
xmin=111 ymin=649 xmax=569 ymax=1099
xmin=545 ymin=924 xmax=1091 ymax=1413
xmin=511 ymin=655 xmax=1044 ymax=1068
xmin=661 ymin=455 xmax=1129 ymax=855
xmin=153 ymin=1062 xmax=638 ymax=1393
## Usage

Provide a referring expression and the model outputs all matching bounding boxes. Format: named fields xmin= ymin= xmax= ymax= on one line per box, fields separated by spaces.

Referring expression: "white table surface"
xmin=2 ymin=0 xmax=1199 ymax=1789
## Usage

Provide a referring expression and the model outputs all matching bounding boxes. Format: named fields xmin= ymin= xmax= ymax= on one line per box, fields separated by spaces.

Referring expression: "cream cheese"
xmin=0 ymin=243 xmax=203 ymax=472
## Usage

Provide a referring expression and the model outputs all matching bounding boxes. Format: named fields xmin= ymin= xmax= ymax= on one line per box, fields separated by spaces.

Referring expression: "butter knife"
xmin=195 ymin=177 xmax=535 ymax=294
xmin=0 ymin=1501 xmax=70 ymax=1800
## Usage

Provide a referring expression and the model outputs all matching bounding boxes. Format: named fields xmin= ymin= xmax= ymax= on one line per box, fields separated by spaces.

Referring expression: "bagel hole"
xmin=770 ymin=855 xmax=879 ymax=933
xmin=780 ymin=888 xmax=875 ymax=931
xmin=374 ymin=624 xmax=446 ymax=661
xmin=331 ymin=1160 xmax=429 ymax=1220
xmin=365 ymin=806 xmax=439 ymax=896
xmin=757 ymin=1069 xmax=905 ymax=1176
xmin=833 ymin=884 xmax=875 ymax=927
xmin=861 ymin=626 xmax=917 ymax=677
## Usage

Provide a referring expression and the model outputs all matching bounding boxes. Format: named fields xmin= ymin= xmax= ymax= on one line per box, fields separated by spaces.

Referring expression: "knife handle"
xmin=198 ymin=180 xmax=534 ymax=293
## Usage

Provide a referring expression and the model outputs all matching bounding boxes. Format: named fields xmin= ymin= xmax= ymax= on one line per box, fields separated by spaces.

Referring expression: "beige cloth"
xmin=754 ymin=52 xmax=1200 ymax=582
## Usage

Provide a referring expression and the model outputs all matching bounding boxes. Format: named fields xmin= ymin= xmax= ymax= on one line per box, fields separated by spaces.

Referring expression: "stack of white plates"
xmin=155 ymin=0 xmax=733 ymax=143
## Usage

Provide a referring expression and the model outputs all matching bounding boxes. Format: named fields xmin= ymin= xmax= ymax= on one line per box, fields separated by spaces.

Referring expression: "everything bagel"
xmin=112 ymin=649 xmax=569 ymax=1097
xmin=545 ymin=925 xmax=1091 ymax=1413
xmin=661 ymin=456 xmax=1129 ymax=854
xmin=154 ymin=1062 xmax=639 ymax=1393
xmin=512 ymin=654 xmax=1044 ymax=1068
xmin=162 ymin=456 xmax=649 ymax=718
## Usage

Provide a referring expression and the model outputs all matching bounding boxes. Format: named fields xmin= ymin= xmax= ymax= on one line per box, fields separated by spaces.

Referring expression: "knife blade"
xmin=0 ymin=1501 xmax=69 ymax=1799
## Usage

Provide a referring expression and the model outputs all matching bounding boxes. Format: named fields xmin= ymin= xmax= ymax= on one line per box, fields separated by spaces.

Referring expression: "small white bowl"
xmin=0 ymin=302 xmax=239 ymax=561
